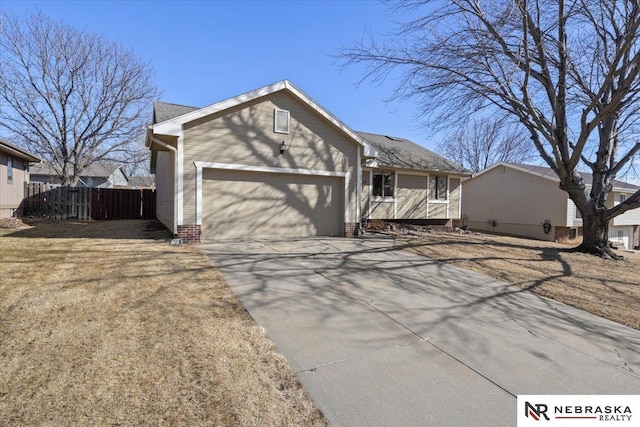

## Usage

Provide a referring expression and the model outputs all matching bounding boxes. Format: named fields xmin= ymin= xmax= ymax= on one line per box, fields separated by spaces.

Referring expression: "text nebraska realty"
xmin=526 ymin=402 xmax=633 ymax=421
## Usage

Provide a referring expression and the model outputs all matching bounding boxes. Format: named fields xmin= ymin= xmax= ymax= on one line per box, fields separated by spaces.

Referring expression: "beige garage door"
xmin=202 ymin=169 xmax=343 ymax=239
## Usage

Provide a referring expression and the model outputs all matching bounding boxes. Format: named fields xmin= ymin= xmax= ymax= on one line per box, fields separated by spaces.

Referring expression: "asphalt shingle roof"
xmin=128 ymin=176 xmax=155 ymax=188
xmin=151 ymin=102 xmax=469 ymax=175
xmin=30 ymin=162 xmax=123 ymax=178
xmin=153 ymin=101 xmax=198 ymax=124
xmin=506 ymin=162 xmax=640 ymax=191
xmin=357 ymin=131 xmax=470 ymax=174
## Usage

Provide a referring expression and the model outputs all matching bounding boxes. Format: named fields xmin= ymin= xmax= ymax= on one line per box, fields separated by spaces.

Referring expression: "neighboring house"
xmin=146 ymin=80 xmax=469 ymax=242
xmin=462 ymin=162 xmax=640 ymax=250
xmin=0 ymin=139 xmax=41 ymax=218
xmin=30 ymin=163 xmax=129 ymax=188
xmin=128 ymin=175 xmax=156 ymax=190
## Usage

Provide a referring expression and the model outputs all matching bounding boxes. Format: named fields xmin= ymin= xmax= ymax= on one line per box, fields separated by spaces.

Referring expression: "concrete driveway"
xmin=201 ymin=235 xmax=640 ymax=427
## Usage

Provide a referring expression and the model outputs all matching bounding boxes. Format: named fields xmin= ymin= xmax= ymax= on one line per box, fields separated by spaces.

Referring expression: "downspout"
xmin=148 ymin=128 xmax=178 ymax=236
xmin=356 ymin=146 xmax=363 ymax=235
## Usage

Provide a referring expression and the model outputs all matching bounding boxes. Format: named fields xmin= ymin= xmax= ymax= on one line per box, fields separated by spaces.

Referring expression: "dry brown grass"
xmin=0 ymin=219 xmax=327 ymax=427
xmin=394 ymin=230 xmax=640 ymax=330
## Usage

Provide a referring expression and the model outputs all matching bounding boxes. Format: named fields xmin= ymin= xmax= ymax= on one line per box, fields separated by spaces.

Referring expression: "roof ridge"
xmin=154 ymin=100 xmax=199 ymax=109
xmin=501 ymin=162 xmax=640 ymax=190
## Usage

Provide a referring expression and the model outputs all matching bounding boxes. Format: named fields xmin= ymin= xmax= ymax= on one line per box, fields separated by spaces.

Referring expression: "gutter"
xmin=147 ymin=126 xmax=178 ymax=236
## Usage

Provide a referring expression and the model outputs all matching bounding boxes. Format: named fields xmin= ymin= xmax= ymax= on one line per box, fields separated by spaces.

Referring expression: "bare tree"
xmin=0 ymin=12 xmax=158 ymax=185
xmin=342 ymin=0 xmax=640 ymax=258
xmin=438 ymin=118 xmax=535 ymax=172
xmin=118 ymin=137 xmax=151 ymax=178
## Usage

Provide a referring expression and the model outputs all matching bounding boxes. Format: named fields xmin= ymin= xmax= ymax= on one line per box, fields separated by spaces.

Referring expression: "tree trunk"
xmin=577 ymin=213 xmax=619 ymax=260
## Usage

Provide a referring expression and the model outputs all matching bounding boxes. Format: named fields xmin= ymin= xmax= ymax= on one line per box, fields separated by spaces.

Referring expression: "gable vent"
xmin=274 ymin=109 xmax=290 ymax=134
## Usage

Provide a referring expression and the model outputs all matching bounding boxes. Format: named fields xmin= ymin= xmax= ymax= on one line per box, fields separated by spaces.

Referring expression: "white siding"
xmin=0 ymin=151 xmax=29 ymax=218
xmin=567 ymin=200 xmax=583 ymax=227
xmin=155 ymin=151 xmax=175 ymax=232
xmin=611 ymin=191 xmax=640 ymax=226
xmin=109 ymin=169 xmax=129 ymax=187
xmin=609 ymin=226 xmax=633 ymax=250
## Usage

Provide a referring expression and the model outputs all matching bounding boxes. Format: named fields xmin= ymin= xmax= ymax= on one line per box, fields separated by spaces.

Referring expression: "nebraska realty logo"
xmin=517 ymin=395 xmax=637 ymax=426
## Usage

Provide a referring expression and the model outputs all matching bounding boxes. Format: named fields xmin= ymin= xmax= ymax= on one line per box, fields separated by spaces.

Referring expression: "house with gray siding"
xmin=30 ymin=163 xmax=129 ymax=188
xmin=0 ymin=139 xmax=41 ymax=218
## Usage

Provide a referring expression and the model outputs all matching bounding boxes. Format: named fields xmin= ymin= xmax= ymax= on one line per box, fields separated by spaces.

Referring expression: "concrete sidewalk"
xmin=201 ymin=236 xmax=640 ymax=427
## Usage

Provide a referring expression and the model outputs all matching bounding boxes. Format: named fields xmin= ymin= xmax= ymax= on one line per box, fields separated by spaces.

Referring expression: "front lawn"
xmin=0 ymin=219 xmax=326 ymax=426
xmin=394 ymin=229 xmax=640 ymax=330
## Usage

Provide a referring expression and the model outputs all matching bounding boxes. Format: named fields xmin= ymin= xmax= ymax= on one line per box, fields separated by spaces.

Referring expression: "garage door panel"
xmin=202 ymin=170 xmax=342 ymax=239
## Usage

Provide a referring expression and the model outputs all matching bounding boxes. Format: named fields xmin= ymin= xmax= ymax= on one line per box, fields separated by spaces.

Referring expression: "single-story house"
xmin=30 ymin=162 xmax=129 ymax=188
xmin=0 ymin=139 xmax=41 ymax=218
xmin=146 ymin=80 xmax=470 ymax=242
xmin=462 ymin=162 xmax=640 ymax=250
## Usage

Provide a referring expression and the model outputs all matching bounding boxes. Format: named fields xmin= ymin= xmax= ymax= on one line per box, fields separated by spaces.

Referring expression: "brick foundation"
xmin=553 ymin=226 xmax=570 ymax=241
xmin=344 ymin=222 xmax=359 ymax=237
xmin=177 ymin=224 xmax=201 ymax=243
xmin=554 ymin=226 xmax=583 ymax=242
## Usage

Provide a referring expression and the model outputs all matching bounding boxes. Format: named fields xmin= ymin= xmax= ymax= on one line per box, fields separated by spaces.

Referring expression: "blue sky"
xmin=3 ymin=0 xmax=639 ymax=184
xmin=2 ymin=0 xmax=436 ymax=147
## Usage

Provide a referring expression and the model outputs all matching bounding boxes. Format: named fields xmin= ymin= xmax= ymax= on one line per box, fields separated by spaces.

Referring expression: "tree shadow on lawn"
xmin=395 ymin=236 xmax=639 ymax=329
xmin=1 ymin=218 xmax=173 ymax=240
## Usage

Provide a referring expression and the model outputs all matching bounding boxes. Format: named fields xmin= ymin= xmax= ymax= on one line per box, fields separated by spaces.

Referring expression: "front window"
xmin=373 ymin=172 xmax=394 ymax=198
xmin=429 ymin=175 xmax=447 ymax=200
xmin=7 ymin=155 xmax=13 ymax=184
xmin=619 ymin=194 xmax=627 ymax=204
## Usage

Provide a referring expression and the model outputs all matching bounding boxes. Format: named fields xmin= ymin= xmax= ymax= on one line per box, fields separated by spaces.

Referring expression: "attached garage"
xmin=147 ymin=80 xmax=378 ymax=242
xmin=201 ymin=168 xmax=344 ymax=239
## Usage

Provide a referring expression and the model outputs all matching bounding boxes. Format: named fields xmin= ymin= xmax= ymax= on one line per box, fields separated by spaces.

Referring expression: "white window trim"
xmin=356 ymin=146 xmax=361 ymax=223
xmin=457 ymin=177 xmax=462 ymax=219
xmin=429 ymin=175 xmax=449 ymax=201
xmin=426 ymin=174 xmax=451 ymax=218
xmin=7 ymin=155 xmax=13 ymax=184
xmin=372 ymin=170 xmax=396 ymax=200
xmin=393 ymin=172 xmax=398 ymax=218
xmin=193 ymin=161 xmax=350 ymax=225
xmin=368 ymin=169 xmax=373 ymax=220
xmin=274 ymin=109 xmax=290 ymax=134
xmin=177 ymin=135 xmax=184 ymax=226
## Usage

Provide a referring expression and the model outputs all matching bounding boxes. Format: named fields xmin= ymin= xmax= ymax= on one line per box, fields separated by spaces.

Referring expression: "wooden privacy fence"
xmin=91 ymin=188 xmax=156 ymax=220
xmin=22 ymin=183 xmax=155 ymax=220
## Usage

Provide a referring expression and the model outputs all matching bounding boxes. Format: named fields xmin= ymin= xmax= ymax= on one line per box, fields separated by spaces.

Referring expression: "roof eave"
xmin=363 ymin=161 xmax=471 ymax=176
xmin=465 ymin=162 xmax=559 ymax=184
xmin=150 ymin=80 xmax=376 ymax=155
xmin=612 ymin=185 xmax=640 ymax=192
xmin=467 ymin=162 xmax=640 ymax=192
xmin=0 ymin=141 xmax=42 ymax=163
